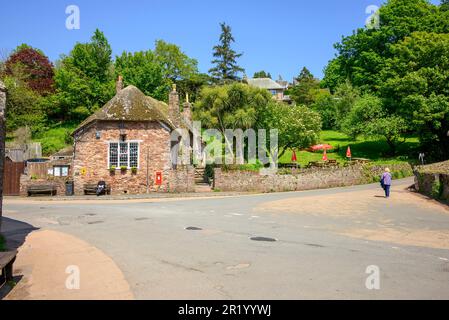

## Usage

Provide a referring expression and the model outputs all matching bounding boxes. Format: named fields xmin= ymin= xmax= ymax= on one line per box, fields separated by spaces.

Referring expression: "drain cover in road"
xmin=88 ymin=221 xmax=104 ymax=225
xmin=250 ymin=236 xmax=277 ymax=242
xmin=185 ymin=226 xmax=202 ymax=231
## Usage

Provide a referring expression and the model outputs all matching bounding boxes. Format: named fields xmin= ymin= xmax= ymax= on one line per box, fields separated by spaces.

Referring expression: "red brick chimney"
xmin=116 ymin=75 xmax=123 ymax=94
xmin=182 ymin=93 xmax=192 ymax=124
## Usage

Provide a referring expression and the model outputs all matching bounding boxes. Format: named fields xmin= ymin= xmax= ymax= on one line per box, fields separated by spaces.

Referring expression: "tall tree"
xmin=323 ymin=0 xmax=448 ymax=93
xmin=379 ymin=31 xmax=449 ymax=158
xmin=4 ymin=44 xmax=55 ymax=95
xmin=209 ymin=22 xmax=245 ymax=83
xmin=153 ymin=40 xmax=206 ymax=102
xmin=115 ymin=50 xmax=168 ymax=101
xmin=154 ymin=40 xmax=199 ymax=83
xmin=53 ymin=29 xmax=115 ymax=120
xmin=290 ymin=67 xmax=321 ymax=106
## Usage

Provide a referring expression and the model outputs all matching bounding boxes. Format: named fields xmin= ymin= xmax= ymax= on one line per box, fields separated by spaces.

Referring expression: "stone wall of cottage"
xmin=72 ymin=121 xmax=195 ymax=195
xmin=214 ymin=163 xmax=413 ymax=193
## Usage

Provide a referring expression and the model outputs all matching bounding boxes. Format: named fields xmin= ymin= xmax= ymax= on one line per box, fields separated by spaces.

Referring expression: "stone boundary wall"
xmin=20 ymin=175 xmax=68 ymax=196
xmin=214 ymin=163 xmax=413 ymax=193
xmin=414 ymin=161 xmax=449 ymax=202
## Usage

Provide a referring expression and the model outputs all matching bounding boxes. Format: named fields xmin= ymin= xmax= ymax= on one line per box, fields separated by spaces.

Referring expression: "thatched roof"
xmin=73 ymin=85 xmax=175 ymax=134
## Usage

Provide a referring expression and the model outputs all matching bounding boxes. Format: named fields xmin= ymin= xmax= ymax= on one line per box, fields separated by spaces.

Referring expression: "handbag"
xmin=380 ymin=177 xmax=385 ymax=190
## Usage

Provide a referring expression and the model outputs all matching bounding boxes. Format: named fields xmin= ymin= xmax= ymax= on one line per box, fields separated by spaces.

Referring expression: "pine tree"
xmin=209 ymin=22 xmax=244 ymax=83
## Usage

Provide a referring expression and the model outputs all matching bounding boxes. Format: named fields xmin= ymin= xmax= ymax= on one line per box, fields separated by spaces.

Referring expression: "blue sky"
xmin=0 ymin=0 xmax=442 ymax=80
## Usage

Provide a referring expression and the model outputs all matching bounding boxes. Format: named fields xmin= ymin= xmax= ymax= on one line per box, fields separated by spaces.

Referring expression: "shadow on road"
xmin=0 ymin=216 xmax=39 ymax=299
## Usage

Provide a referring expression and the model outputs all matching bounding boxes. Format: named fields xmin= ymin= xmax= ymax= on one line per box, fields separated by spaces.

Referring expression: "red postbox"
xmin=155 ymin=171 xmax=162 ymax=185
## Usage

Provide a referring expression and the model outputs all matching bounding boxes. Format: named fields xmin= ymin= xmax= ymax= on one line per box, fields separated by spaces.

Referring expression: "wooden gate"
xmin=3 ymin=159 xmax=25 ymax=196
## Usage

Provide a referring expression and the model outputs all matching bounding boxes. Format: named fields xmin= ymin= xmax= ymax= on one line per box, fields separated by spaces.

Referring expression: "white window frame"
xmin=53 ymin=165 xmax=70 ymax=177
xmin=107 ymin=141 xmax=140 ymax=169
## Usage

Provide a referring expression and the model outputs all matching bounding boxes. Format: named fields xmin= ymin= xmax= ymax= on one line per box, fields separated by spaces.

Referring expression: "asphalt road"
xmin=3 ymin=177 xmax=449 ymax=299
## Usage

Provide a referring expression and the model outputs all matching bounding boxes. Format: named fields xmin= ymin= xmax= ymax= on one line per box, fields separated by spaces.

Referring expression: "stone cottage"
xmin=71 ymin=77 xmax=197 ymax=195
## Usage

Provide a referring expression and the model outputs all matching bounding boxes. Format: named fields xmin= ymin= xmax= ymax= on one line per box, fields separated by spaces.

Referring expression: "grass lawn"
xmin=33 ymin=122 xmax=78 ymax=156
xmin=279 ymin=130 xmax=419 ymax=166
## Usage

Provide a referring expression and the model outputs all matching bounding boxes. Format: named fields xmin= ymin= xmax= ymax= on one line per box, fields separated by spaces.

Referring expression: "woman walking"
xmin=380 ymin=168 xmax=392 ymax=198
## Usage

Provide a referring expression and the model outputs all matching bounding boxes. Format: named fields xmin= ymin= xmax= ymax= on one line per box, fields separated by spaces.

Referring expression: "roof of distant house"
xmin=246 ymin=78 xmax=285 ymax=90
xmin=73 ymin=85 xmax=175 ymax=134
xmin=51 ymin=146 xmax=74 ymax=158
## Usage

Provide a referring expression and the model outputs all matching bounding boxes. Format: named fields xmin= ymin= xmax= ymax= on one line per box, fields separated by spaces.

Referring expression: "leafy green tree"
xmin=379 ymin=31 xmax=449 ymax=158
xmin=154 ymin=40 xmax=199 ymax=83
xmin=253 ymin=71 xmax=272 ymax=79
xmin=153 ymin=40 xmax=203 ymax=101
xmin=53 ymin=29 xmax=115 ymax=120
xmin=3 ymin=75 xmax=46 ymax=133
xmin=176 ymin=73 xmax=212 ymax=104
xmin=209 ymin=22 xmax=245 ymax=83
xmin=257 ymin=101 xmax=321 ymax=162
xmin=441 ymin=0 xmax=449 ymax=10
xmin=290 ymin=67 xmax=321 ymax=106
xmin=342 ymin=94 xmax=407 ymax=154
xmin=310 ymin=90 xmax=338 ymax=130
xmin=115 ymin=50 xmax=168 ymax=101
xmin=324 ymin=0 xmax=448 ymax=93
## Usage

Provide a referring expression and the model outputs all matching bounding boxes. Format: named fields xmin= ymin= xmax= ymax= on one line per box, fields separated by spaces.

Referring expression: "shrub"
xmin=431 ymin=180 xmax=443 ymax=199
xmin=109 ymin=166 xmax=116 ymax=173
xmin=131 ymin=167 xmax=137 ymax=174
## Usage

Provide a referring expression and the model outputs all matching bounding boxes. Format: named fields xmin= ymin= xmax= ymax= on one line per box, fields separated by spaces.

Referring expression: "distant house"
xmin=244 ymin=77 xmax=291 ymax=103
xmin=71 ymin=77 xmax=197 ymax=195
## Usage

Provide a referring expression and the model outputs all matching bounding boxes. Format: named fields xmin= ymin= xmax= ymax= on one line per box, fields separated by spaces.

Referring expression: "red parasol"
xmin=346 ymin=146 xmax=352 ymax=158
xmin=309 ymin=144 xmax=333 ymax=152
xmin=322 ymin=149 xmax=328 ymax=161
xmin=291 ymin=150 xmax=297 ymax=162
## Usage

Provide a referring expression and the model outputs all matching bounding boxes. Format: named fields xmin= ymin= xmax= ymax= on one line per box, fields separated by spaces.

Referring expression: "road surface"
xmin=3 ymin=177 xmax=449 ymax=299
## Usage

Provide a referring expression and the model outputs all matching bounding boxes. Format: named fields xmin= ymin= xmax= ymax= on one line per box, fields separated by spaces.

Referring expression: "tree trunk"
xmin=0 ymin=81 xmax=6 ymax=231
xmin=385 ymin=137 xmax=396 ymax=156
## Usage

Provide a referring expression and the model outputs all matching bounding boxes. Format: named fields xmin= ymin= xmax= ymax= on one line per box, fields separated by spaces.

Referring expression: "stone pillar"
xmin=0 ymin=80 xmax=6 ymax=230
xmin=168 ymin=84 xmax=180 ymax=128
xmin=182 ymin=93 xmax=192 ymax=124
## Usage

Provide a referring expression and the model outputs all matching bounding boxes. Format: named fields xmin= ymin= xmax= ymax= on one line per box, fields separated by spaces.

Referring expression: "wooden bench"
xmin=279 ymin=163 xmax=300 ymax=169
xmin=83 ymin=183 xmax=111 ymax=195
xmin=0 ymin=251 xmax=17 ymax=287
xmin=27 ymin=184 xmax=57 ymax=196
xmin=326 ymin=159 xmax=339 ymax=167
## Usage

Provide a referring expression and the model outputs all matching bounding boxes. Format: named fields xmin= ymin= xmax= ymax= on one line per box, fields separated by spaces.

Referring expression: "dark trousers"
xmin=384 ymin=185 xmax=391 ymax=198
